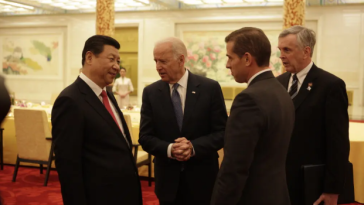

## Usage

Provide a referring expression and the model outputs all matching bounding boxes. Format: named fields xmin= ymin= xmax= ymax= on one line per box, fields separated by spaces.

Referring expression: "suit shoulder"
xmin=58 ymin=81 xmax=81 ymax=99
xmin=143 ymin=80 xmax=164 ymax=92
xmin=315 ymin=67 xmax=346 ymax=86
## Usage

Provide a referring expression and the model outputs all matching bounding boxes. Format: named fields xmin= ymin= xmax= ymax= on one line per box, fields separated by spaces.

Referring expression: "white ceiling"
xmin=0 ymin=0 xmax=362 ymax=15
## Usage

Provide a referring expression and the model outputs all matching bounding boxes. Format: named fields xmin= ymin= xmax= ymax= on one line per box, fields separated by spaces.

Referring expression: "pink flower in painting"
xmin=193 ymin=54 xmax=198 ymax=61
xmin=210 ymin=53 xmax=216 ymax=60
xmin=207 ymin=47 xmax=212 ymax=52
xmin=205 ymin=60 xmax=212 ymax=68
xmin=213 ymin=46 xmax=221 ymax=53
xmin=202 ymin=56 xmax=209 ymax=63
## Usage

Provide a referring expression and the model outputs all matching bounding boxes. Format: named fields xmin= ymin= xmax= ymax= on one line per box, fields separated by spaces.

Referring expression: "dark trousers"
xmin=159 ymin=171 xmax=210 ymax=205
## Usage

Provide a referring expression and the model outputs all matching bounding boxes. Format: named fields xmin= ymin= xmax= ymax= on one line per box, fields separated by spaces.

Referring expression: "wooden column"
xmin=283 ymin=0 xmax=305 ymax=29
xmin=96 ymin=0 xmax=115 ymax=36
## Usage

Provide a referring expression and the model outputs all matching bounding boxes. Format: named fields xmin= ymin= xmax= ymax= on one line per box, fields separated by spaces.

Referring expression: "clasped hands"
xmin=171 ymin=137 xmax=193 ymax=161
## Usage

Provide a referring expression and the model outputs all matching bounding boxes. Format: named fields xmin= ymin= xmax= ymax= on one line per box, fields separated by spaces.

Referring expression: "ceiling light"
xmin=180 ymin=0 xmax=203 ymax=4
xmin=0 ymin=0 xmax=34 ymax=10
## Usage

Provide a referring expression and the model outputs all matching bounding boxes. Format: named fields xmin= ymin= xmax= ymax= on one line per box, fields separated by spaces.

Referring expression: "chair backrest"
xmin=14 ymin=109 xmax=51 ymax=161
xmin=123 ymin=113 xmax=136 ymax=144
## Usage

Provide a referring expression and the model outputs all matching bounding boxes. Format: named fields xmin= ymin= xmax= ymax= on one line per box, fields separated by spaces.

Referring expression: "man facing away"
xmin=211 ymin=27 xmax=295 ymax=205
xmin=277 ymin=25 xmax=350 ymax=205
xmin=139 ymin=37 xmax=227 ymax=205
xmin=52 ymin=35 xmax=142 ymax=205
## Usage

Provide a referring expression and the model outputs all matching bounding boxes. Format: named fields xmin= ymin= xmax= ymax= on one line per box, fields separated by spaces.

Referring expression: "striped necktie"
xmin=289 ymin=74 xmax=298 ymax=98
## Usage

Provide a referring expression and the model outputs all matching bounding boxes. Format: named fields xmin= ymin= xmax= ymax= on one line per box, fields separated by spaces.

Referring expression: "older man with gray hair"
xmin=139 ymin=37 xmax=227 ymax=205
xmin=277 ymin=25 xmax=350 ymax=205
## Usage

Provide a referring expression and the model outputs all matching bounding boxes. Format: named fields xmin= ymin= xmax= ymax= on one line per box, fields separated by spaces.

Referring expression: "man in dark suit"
xmin=277 ymin=25 xmax=350 ymax=205
xmin=139 ymin=37 xmax=227 ymax=205
xmin=211 ymin=27 xmax=295 ymax=205
xmin=52 ymin=35 xmax=142 ymax=205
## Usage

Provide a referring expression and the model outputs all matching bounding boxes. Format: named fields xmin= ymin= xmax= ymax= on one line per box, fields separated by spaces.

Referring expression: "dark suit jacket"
xmin=211 ymin=71 xmax=295 ymax=205
xmin=277 ymin=64 xmax=350 ymax=205
xmin=52 ymin=77 xmax=142 ymax=205
xmin=0 ymin=76 xmax=11 ymax=124
xmin=139 ymin=71 xmax=227 ymax=202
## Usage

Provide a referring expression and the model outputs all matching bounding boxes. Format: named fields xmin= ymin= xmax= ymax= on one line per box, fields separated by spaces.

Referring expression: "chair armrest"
xmin=45 ymin=137 xmax=52 ymax=140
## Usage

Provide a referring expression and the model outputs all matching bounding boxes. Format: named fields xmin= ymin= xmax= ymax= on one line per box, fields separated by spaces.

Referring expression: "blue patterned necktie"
xmin=171 ymin=83 xmax=183 ymax=131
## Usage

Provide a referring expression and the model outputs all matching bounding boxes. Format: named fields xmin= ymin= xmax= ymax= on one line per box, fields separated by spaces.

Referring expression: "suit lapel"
xmin=293 ymin=64 xmax=319 ymax=110
xmin=158 ymin=81 xmax=180 ymax=132
xmin=182 ymin=72 xmax=200 ymax=132
xmin=76 ymin=78 xmax=128 ymax=144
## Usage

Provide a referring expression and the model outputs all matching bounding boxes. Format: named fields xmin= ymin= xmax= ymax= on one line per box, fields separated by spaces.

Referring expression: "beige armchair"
xmin=123 ymin=113 xmax=152 ymax=186
xmin=12 ymin=109 xmax=55 ymax=186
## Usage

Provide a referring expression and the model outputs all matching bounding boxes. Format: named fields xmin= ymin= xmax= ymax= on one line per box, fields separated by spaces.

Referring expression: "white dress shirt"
xmin=247 ymin=69 xmax=272 ymax=86
xmin=167 ymin=70 xmax=194 ymax=158
xmin=79 ymin=73 xmax=128 ymax=145
xmin=287 ymin=61 xmax=313 ymax=93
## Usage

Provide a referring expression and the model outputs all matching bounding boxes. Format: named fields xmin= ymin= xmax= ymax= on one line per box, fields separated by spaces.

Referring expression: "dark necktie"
xmin=289 ymin=74 xmax=298 ymax=98
xmin=171 ymin=83 xmax=183 ymax=131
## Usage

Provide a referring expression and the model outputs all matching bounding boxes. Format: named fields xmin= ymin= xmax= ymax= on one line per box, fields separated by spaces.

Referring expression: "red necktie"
xmin=100 ymin=90 xmax=120 ymax=128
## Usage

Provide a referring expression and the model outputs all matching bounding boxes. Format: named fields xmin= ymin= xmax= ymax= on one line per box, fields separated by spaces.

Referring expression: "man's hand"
xmin=313 ymin=193 xmax=338 ymax=205
xmin=171 ymin=137 xmax=193 ymax=161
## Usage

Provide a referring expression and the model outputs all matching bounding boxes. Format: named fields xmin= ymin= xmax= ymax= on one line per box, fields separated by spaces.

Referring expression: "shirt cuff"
xmin=191 ymin=143 xmax=195 ymax=157
xmin=167 ymin=143 xmax=174 ymax=158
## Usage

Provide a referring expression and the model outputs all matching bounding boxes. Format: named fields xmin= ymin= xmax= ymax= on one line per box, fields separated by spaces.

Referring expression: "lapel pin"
xmin=192 ymin=91 xmax=196 ymax=94
xmin=307 ymin=82 xmax=313 ymax=91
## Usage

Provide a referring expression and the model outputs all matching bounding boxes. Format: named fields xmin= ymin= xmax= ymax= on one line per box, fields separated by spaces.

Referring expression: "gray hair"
xmin=279 ymin=25 xmax=316 ymax=57
xmin=155 ymin=37 xmax=187 ymax=60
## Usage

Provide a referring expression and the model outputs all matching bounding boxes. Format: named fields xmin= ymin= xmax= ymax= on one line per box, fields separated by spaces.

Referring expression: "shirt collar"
xmin=79 ymin=72 xmax=106 ymax=97
xmin=247 ymin=69 xmax=271 ymax=86
xmin=169 ymin=69 xmax=189 ymax=89
xmin=292 ymin=61 xmax=313 ymax=82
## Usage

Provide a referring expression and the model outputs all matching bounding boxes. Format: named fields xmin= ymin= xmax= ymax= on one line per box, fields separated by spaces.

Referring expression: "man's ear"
xmin=85 ymin=51 xmax=93 ymax=65
xmin=303 ymin=46 xmax=312 ymax=59
xmin=244 ymin=53 xmax=252 ymax=66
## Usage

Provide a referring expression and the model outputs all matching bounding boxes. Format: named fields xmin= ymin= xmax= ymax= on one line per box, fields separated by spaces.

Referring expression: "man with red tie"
xmin=52 ymin=35 xmax=142 ymax=205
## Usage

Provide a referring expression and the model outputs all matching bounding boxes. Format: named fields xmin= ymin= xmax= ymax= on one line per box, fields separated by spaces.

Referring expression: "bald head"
xmin=155 ymin=37 xmax=187 ymax=60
